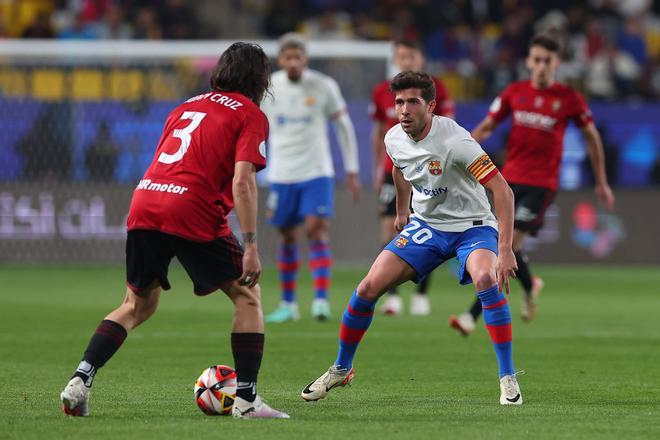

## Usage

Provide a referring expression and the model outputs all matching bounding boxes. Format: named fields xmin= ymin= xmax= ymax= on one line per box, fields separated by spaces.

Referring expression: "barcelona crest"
xmin=394 ymin=237 xmax=409 ymax=248
xmin=428 ymin=160 xmax=442 ymax=176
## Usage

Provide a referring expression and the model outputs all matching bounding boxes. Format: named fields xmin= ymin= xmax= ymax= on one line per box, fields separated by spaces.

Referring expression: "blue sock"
xmin=477 ymin=285 xmax=515 ymax=378
xmin=335 ymin=291 xmax=376 ymax=370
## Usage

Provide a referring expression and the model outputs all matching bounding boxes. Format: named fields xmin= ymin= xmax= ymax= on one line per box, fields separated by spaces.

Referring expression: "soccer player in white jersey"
xmin=262 ymin=33 xmax=360 ymax=323
xmin=301 ymin=72 xmax=523 ymax=405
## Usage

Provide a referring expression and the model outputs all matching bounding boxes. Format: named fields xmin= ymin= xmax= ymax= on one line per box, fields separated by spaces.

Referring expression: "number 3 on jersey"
xmin=158 ymin=111 xmax=207 ymax=164
xmin=400 ymin=219 xmax=433 ymax=244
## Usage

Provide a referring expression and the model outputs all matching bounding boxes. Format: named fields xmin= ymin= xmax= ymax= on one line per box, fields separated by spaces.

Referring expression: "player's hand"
xmin=496 ymin=249 xmax=517 ymax=294
xmin=394 ymin=214 xmax=409 ymax=233
xmin=346 ymin=172 xmax=361 ymax=203
xmin=595 ymin=183 xmax=615 ymax=211
xmin=239 ymin=246 xmax=261 ymax=288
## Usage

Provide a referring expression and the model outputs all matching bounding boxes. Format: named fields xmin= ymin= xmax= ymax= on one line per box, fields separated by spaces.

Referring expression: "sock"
xmin=416 ymin=274 xmax=430 ymax=295
xmin=309 ymin=240 xmax=331 ymax=300
xmin=514 ymin=251 xmax=533 ymax=294
xmin=231 ymin=333 xmax=264 ymax=403
xmin=477 ymin=285 xmax=515 ymax=378
xmin=335 ymin=291 xmax=376 ymax=370
xmin=72 ymin=319 xmax=127 ymax=387
xmin=278 ymin=243 xmax=299 ymax=303
xmin=469 ymin=297 xmax=483 ymax=321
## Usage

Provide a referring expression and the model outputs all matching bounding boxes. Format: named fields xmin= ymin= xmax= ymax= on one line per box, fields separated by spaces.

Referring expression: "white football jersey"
xmin=262 ymin=69 xmax=357 ymax=183
xmin=384 ymin=116 xmax=499 ymax=232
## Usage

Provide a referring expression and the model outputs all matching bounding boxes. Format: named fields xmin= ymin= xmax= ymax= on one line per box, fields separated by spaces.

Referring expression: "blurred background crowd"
xmin=2 ymin=0 xmax=660 ymax=101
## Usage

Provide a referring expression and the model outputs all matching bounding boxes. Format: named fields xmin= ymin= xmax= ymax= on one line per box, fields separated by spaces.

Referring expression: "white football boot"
xmin=60 ymin=377 xmax=90 ymax=416
xmin=380 ymin=294 xmax=403 ymax=316
xmin=232 ymin=395 xmax=290 ymax=419
xmin=301 ymin=365 xmax=354 ymax=401
xmin=311 ymin=298 xmax=331 ymax=321
xmin=449 ymin=312 xmax=476 ymax=336
xmin=410 ymin=293 xmax=431 ymax=316
xmin=499 ymin=374 xmax=523 ymax=405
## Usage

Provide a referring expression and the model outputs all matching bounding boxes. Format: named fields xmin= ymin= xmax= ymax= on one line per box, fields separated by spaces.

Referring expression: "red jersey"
xmin=488 ymin=80 xmax=593 ymax=191
xmin=127 ymin=91 xmax=268 ymax=241
xmin=370 ymin=77 xmax=454 ymax=173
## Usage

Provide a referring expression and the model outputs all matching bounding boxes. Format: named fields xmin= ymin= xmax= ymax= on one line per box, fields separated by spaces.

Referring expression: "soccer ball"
xmin=194 ymin=365 xmax=237 ymax=415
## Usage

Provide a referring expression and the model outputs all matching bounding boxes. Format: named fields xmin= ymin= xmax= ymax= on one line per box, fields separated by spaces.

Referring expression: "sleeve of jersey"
xmin=487 ymin=87 xmax=512 ymax=123
xmin=467 ymin=153 xmax=499 ymax=185
xmin=572 ymin=92 xmax=593 ymax=128
xmin=235 ymin=113 xmax=268 ymax=171
xmin=325 ymin=78 xmax=348 ymax=117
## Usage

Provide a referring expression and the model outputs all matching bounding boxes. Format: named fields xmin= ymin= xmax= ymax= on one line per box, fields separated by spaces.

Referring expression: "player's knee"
xmin=472 ymin=269 xmax=497 ymax=291
xmin=231 ymin=284 xmax=262 ymax=309
xmin=356 ymin=278 xmax=381 ymax=301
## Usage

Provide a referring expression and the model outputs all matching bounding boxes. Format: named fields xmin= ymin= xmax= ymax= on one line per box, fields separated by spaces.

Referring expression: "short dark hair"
xmin=210 ymin=42 xmax=271 ymax=105
xmin=390 ymin=71 xmax=436 ymax=103
xmin=394 ymin=39 xmax=424 ymax=53
xmin=529 ymin=34 xmax=561 ymax=53
xmin=278 ymin=32 xmax=307 ymax=54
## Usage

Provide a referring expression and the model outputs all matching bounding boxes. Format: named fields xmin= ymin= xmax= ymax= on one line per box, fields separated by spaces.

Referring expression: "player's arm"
xmin=331 ymin=109 xmax=361 ymax=202
xmin=482 ymin=173 xmax=517 ymax=294
xmin=232 ymin=161 xmax=260 ymax=287
xmin=371 ymin=120 xmax=387 ymax=189
xmin=580 ymin=122 xmax=615 ymax=210
xmin=471 ymin=116 xmax=498 ymax=143
xmin=392 ymin=166 xmax=412 ymax=232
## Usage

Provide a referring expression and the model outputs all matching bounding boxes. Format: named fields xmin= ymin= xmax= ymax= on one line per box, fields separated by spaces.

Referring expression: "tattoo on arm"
xmin=242 ymin=232 xmax=257 ymax=244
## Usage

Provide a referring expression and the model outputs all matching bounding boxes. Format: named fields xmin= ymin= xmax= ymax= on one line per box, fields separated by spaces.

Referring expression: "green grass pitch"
xmin=1 ymin=264 xmax=659 ymax=439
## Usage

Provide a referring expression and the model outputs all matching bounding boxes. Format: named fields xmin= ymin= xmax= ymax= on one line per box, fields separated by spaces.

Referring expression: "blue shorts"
xmin=384 ymin=218 xmax=498 ymax=285
xmin=267 ymin=177 xmax=334 ymax=227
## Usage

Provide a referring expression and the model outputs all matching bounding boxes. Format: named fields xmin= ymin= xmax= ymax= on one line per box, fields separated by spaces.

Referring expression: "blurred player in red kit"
xmin=449 ymin=34 xmax=615 ymax=335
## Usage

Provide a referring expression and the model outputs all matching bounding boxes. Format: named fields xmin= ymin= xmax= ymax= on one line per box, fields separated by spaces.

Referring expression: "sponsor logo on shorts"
xmin=394 ymin=237 xmax=409 ymax=248
xmin=135 ymin=179 xmax=189 ymax=195
xmin=428 ymin=160 xmax=442 ymax=176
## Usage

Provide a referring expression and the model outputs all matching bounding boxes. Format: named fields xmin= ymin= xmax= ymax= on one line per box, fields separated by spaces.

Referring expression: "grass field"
xmin=1 ymin=264 xmax=659 ymax=439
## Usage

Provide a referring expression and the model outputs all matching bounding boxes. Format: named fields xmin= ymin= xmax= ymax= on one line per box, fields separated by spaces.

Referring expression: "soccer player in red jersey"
xmin=370 ymin=39 xmax=454 ymax=316
xmin=450 ymin=35 xmax=615 ymax=335
xmin=59 ymin=43 xmax=289 ymax=419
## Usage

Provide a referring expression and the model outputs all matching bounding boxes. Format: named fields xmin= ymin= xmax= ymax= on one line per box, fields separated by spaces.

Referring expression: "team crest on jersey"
xmin=534 ymin=96 xmax=544 ymax=108
xmin=552 ymin=100 xmax=561 ymax=112
xmin=304 ymin=96 xmax=316 ymax=106
xmin=428 ymin=160 xmax=442 ymax=176
xmin=394 ymin=236 xmax=409 ymax=248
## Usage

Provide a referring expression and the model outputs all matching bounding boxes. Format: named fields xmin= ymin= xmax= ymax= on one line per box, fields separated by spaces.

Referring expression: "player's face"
xmin=393 ymin=45 xmax=424 ymax=72
xmin=526 ymin=45 xmax=559 ymax=87
xmin=394 ymin=88 xmax=435 ymax=138
xmin=278 ymin=48 xmax=308 ymax=81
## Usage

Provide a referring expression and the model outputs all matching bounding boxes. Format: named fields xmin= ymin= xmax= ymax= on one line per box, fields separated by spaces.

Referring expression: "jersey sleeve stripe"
xmin=477 ymin=167 xmax=498 ymax=185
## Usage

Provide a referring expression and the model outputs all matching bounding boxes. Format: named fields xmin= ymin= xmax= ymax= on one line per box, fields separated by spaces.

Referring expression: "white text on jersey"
xmin=185 ymin=92 xmax=244 ymax=111
xmin=136 ymin=179 xmax=189 ymax=194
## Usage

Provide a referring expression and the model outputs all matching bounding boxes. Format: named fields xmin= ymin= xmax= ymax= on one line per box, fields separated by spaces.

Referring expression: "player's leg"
xmin=218 ymin=281 xmax=288 ymax=418
xmin=301 ymin=249 xmax=416 ymax=401
xmin=61 ymin=230 xmax=171 ymax=416
xmin=265 ymin=183 xmax=302 ymax=323
xmin=301 ymin=177 xmax=334 ymax=321
xmin=176 ymin=233 xmax=288 ymax=418
xmin=456 ymin=228 xmax=521 ymax=405
xmin=302 ymin=218 xmax=444 ymax=401
xmin=378 ymin=174 xmax=404 ymax=315
xmin=512 ymin=185 xmax=554 ymax=321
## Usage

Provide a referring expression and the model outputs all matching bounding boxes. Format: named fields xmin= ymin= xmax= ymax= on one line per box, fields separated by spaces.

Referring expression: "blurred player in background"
xmin=301 ymin=72 xmax=523 ymax=405
xmin=262 ymin=33 xmax=360 ymax=323
xmin=449 ymin=34 xmax=615 ymax=336
xmin=60 ymin=43 xmax=289 ymax=419
xmin=371 ymin=39 xmax=454 ymax=316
